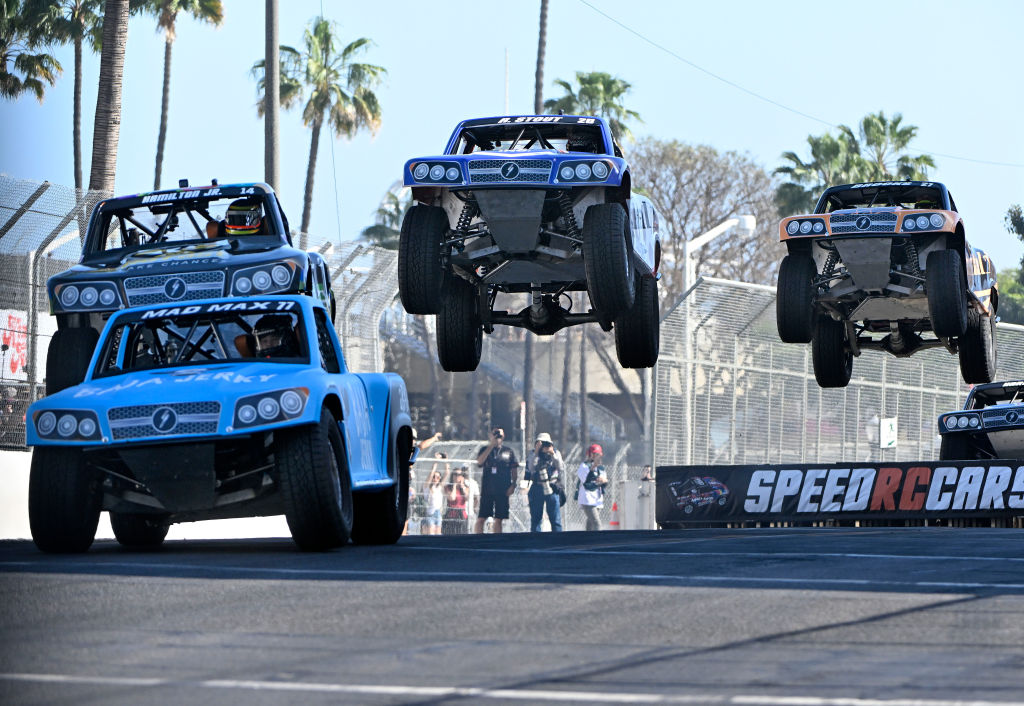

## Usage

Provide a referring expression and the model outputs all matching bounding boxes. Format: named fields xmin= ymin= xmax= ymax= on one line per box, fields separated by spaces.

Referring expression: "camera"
xmin=535 ymin=448 xmax=555 ymax=496
xmin=492 ymin=428 xmax=503 ymax=439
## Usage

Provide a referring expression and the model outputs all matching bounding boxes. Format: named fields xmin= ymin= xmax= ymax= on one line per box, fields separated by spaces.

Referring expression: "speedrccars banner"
xmin=656 ymin=462 xmax=1024 ymax=525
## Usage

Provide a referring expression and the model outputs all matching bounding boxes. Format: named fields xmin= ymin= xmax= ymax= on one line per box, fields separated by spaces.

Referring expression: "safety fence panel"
xmin=654 ymin=277 xmax=1024 ymax=468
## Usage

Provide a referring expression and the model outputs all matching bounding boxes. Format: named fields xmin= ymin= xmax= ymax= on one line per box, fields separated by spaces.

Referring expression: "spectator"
xmin=576 ymin=443 xmax=608 ymax=531
xmin=474 ymin=427 xmax=519 ymax=534
xmin=442 ymin=467 xmax=470 ymax=535
xmin=422 ymin=469 xmax=445 ymax=535
xmin=460 ymin=463 xmax=480 ymax=524
xmin=403 ymin=428 xmax=441 ymax=535
xmin=525 ymin=432 xmax=564 ymax=532
xmin=639 ymin=464 xmax=655 ymax=498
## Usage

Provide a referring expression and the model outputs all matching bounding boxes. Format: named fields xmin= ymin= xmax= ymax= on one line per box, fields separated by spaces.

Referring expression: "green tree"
xmin=775 ymin=111 xmax=934 ymax=217
xmin=149 ymin=0 xmax=224 ymax=190
xmin=29 ymin=0 xmax=104 ymax=189
xmin=253 ymin=16 xmax=385 ymax=248
xmin=996 ymin=269 xmax=1024 ymax=326
xmin=0 ymin=0 xmax=62 ymax=102
xmin=1006 ymin=204 xmax=1024 ymax=279
xmin=359 ymin=183 xmax=410 ymax=250
xmin=543 ymin=70 xmax=640 ymax=141
xmin=88 ymin=0 xmax=129 ymax=193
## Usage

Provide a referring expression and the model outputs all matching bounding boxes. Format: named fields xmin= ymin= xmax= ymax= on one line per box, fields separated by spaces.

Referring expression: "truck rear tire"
xmin=614 ymin=273 xmax=659 ymax=368
xmin=110 ymin=512 xmax=170 ymax=548
xmin=811 ymin=316 xmax=852 ymax=388
xmin=351 ymin=431 xmax=409 ymax=545
xmin=436 ymin=278 xmax=482 ymax=372
xmin=958 ymin=306 xmax=997 ymax=384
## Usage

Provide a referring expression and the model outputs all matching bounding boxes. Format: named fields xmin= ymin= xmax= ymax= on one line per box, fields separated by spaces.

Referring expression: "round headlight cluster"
xmin=429 ymin=165 xmax=445 ymax=180
xmin=929 ymin=213 xmax=944 ymax=228
xmin=237 ymin=404 xmax=257 ymax=424
xmin=60 ymin=286 xmax=80 ymax=307
xmin=799 ymin=221 xmax=812 ymax=234
xmin=257 ymin=397 xmax=280 ymax=420
xmin=812 ymin=222 xmax=824 ymax=233
xmin=560 ymin=166 xmax=575 ymax=180
xmin=786 ymin=221 xmax=800 ymax=235
xmin=413 ymin=163 xmax=429 ymax=180
xmin=574 ymin=163 xmax=592 ymax=180
xmin=80 ymin=287 xmax=98 ymax=306
xmin=280 ymin=390 xmax=304 ymax=415
xmin=903 ymin=217 xmax=916 ymax=230
xmin=944 ymin=414 xmax=980 ymax=430
xmin=99 ymin=289 xmax=117 ymax=306
xmin=57 ymin=413 xmax=78 ymax=437
xmin=446 ymin=167 xmax=460 ymax=181
xmin=37 ymin=411 xmax=56 ymax=435
xmin=252 ymin=270 xmax=272 ymax=290
xmin=592 ymin=161 xmax=609 ymax=179
xmin=234 ymin=276 xmax=252 ymax=293
xmin=78 ymin=417 xmax=97 ymax=437
xmin=916 ymin=215 xmax=929 ymax=229
xmin=271 ymin=265 xmax=291 ymax=286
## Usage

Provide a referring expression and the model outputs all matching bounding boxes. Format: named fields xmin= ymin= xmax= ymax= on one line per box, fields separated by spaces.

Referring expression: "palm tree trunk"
xmin=89 ymin=0 xmax=130 ymax=193
xmin=154 ymin=34 xmax=173 ymax=190
xmin=73 ymin=35 xmax=83 ymax=190
xmin=300 ymin=117 xmax=321 ymax=249
xmin=534 ymin=0 xmax=547 ymax=115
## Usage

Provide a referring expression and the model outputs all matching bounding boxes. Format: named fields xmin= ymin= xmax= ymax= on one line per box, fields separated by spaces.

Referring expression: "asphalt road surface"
xmin=2 ymin=527 xmax=1023 ymax=705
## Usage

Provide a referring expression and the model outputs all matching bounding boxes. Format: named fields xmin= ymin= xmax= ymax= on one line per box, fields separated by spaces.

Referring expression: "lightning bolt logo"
xmin=152 ymin=407 xmax=177 ymax=432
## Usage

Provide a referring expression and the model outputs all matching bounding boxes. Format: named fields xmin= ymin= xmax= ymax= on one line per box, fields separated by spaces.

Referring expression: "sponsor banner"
xmin=656 ymin=462 xmax=1024 ymax=525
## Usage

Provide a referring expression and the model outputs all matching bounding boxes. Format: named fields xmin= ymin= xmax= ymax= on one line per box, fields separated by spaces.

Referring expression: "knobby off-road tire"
xmin=614 ymin=273 xmax=659 ymax=368
xmin=398 ymin=205 xmax=448 ymax=315
xmin=351 ymin=433 xmax=409 ymax=545
xmin=958 ymin=306 xmax=997 ymax=384
xmin=276 ymin=406 xmax=353 ymax=551
xmin=583 ymin=203 xmax=635 ymax=319
xmin=811 ymin=316 xmax=852 ymax=388
xmin=46 ymin=327 xmax=99 ymax=395
xmin=776 ymin=254 xmax=817 ymax=344
xmin=926 ymin=249 xmax=968 ymax=337
xmin=110 ymin=512 xmax=170 ymax=548
xmin=29 ymin=447 xmax=102 ymax=553
xmin=436 ymin=278 xmax=482 ymax=372
xmin=939 ymin=434 xmax=974 ymax=461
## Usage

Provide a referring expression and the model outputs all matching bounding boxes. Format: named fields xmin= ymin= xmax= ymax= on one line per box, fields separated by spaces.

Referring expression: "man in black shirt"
xmin=474 ymin=427 xmax=519 ymax=534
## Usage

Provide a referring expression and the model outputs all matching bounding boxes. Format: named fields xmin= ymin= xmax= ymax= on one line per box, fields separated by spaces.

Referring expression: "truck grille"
xmin=123 ymin=271 xmax=225 ymax=307
xmin=467 ymin=159 xmax=552 ymax=184
xmin=107 ymin=401 xmax=221 ymax=440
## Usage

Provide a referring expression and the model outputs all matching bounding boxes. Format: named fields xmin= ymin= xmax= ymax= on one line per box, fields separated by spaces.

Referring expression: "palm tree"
xmin=0 ymin=0 xmax=62 ymax=102
xmin=852 ymin=110 xmax=934 ymax=181
xmin=543 ymin=71 xmax=641 ymax=141
xmin=29 ymin=0 xmax=104 ymax=190
xmin=360 ymin=182 xmax=410 ymax=250
xmin=253 ymin=16 xmax=385 ymax=248
xmin=88 ymin=0 xmax=129 ymax=193
xmin=149 ymin=0 xmax=223 ymax=190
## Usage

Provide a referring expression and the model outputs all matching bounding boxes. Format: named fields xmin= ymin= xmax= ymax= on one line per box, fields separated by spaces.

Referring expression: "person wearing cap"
xmin=525 ymin=431 xmax=564 ymax=532
xmin=474 ymin=427 xmax=519 ymax=534
xmin=576 ymin=443 xmax=608 ymax=531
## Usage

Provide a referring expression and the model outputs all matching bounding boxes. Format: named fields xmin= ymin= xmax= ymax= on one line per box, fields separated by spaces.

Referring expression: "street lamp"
xmin=681 ymin=215 xmax=756 ymax=293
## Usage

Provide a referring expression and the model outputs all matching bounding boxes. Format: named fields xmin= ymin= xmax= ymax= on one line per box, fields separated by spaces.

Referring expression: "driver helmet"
xmin=252 ymin=314 xmax=299 ymax=357
xmin=224 ymin=198 xmax=263 ymax=235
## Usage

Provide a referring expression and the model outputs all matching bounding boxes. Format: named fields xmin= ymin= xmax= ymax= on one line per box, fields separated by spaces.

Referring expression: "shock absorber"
xmin=557 ymin=191 xmax=580 ymax=239
xmin=821 ymin=246 xmax=839 ymax=277
xmin=902 ymin=239 xmax=923 ymax=278
xmin=455 ymin=199 xmax=478 ymax=233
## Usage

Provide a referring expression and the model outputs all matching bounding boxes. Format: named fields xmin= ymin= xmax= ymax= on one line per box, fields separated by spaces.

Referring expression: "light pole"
xmin=678 ymin=215 xmax=755 ymax=467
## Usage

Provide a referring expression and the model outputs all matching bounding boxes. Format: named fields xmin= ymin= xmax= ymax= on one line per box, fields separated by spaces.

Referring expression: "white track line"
xmin=2 ymin=560 xmax=1024 ymax=591
xmin=1 ymin=673 xmax=1021 ymax=705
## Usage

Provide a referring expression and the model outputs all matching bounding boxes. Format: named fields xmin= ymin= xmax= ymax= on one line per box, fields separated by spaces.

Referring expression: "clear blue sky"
xmin=2 ymin=0 xmax=1022 ymax=271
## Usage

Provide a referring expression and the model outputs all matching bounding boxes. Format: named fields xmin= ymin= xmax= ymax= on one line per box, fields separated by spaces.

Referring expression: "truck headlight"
xmin=233 ymin=388 xmax=308 ymax=429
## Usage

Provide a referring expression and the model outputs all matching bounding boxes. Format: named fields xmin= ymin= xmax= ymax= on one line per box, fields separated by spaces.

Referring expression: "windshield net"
xmin=450 ymin=123 xmax=606 ymax=155
xmin=95 ymin=302 xmax=307 ymax=377
xmin=92 ymin=188 xmax=279 ymax=255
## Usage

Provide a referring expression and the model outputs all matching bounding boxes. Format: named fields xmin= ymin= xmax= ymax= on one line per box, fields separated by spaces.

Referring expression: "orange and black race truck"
xmin=775 ymin=181 xmax=997 ymax=388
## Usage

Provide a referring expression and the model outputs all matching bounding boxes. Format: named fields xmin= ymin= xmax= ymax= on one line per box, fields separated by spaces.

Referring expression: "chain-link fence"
xmin=654 ymin=277 xmax=1024 ymax=467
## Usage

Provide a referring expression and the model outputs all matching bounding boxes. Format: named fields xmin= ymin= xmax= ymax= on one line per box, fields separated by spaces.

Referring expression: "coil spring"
xmin=822 ymin=248 xmax=839 ymax=277
xmin=558 ymin=192 xmax=580 ymax=238
xmin=455 ymin=200 xmax=478 ymax=233
xmin=903 ymin=239 xmax=922 ymax=278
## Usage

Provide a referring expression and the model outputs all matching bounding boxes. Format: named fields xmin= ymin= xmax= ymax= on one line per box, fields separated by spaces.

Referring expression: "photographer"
xmin=474 ymin=427 xmax=519 ymax=534
xmin=526 ymin=432 xmax=564 ymax=532
xmin=576 ymin=444 xmax=608 ymax=531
